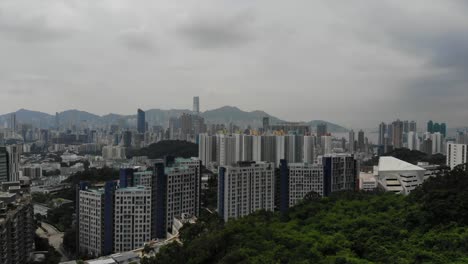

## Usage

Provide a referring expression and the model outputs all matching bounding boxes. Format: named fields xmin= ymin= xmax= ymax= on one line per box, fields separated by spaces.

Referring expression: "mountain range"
xmin=0 ymin=107 xmax=348 ymax=132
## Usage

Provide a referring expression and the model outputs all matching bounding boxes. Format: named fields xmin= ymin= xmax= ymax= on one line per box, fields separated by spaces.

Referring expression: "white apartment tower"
xmin=114 ymin=186 xmax=151 ymax=253
xmin=218 ymin=161 xmax=275 ymax=221
xmin=447 ymin=143 xmax=468 ymax=169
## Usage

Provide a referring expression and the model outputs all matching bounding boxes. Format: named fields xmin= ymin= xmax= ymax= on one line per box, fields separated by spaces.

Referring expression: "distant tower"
xmin=358 ymin=130 xmax=365 ymax=152
xmin=55 ymin=112 xmax=60 ymax=130
xmin=316 ymin=123 xmax=327 ymax=137
xmin=9 ymin=113 xmax=16 ymax=132
xmin=348 ymin=130 xmax=355 ymax=153
xmin=409 ymin=121 xmax=417 ymax=132
xmin=193 ymin=96 xmax=200 ymax=115
xmin=440 ymin=123 xmax=447 ymax=137
xmin=427 ymin=120 xmax=434 ymax=133
xmin=263 ymin=117 xmax=270 ymax=131
xmin=137 ymin=109 xmax=146 ymax=134
xmin=378 ymin=122 xmax=386 ymax=146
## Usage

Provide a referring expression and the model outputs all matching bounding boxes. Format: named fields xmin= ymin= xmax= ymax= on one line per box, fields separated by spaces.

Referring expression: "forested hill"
xmin=126 ymin=140 xmax=198 ymax=159
xmin=145 ymin=166 xmax=468 ymax=264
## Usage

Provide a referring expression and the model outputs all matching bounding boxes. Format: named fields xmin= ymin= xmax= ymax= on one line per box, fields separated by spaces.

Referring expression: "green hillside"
xmin=145 ymin=166 xmax=468 ymax=264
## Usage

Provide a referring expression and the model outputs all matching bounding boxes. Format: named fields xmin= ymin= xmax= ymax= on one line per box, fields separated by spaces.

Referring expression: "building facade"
xmin=447 ymin=143 xmax=468 ymax=170
xmin=218 ymin=161 xmax=275 ymax=221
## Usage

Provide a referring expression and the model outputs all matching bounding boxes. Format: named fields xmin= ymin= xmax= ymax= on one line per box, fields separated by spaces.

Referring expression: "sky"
xmin=1 ymin=0 xmax=468 ymax=129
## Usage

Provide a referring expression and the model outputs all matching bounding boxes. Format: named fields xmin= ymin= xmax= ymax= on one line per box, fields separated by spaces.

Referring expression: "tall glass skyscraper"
xmin=137 ymin=108 xmax=145 ymax=134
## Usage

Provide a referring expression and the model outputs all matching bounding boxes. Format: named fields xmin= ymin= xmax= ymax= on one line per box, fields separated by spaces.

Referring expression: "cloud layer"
xmin=1 ymin=0 xmax=467 ymax=128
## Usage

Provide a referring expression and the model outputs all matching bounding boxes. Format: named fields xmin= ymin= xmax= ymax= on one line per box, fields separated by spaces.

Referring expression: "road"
xmin=36 ymin=222 xmax=68 ymax=262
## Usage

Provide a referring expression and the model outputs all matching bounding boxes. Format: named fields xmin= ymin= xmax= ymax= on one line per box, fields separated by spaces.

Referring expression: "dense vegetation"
xmin=64 ymin=166 xmax=119 ymax=185
xmin=145 ymin=166 xmax=468 ymax=264
xmin=127 ymin=140 xmax=198 ymax=159
xmin=362 ymin=148 xmax=446 ymax=167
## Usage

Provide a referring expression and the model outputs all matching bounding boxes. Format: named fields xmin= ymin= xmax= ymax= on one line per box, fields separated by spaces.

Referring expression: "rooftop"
xmin=378 ymin=157 xmax=425 ymax=172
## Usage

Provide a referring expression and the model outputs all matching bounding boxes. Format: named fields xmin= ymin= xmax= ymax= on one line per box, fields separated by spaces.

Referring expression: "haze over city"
xmin=1 ymin=1 xmax=468 ymax=128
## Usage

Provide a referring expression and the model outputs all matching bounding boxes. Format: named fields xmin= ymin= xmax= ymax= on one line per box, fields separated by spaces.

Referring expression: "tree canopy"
xmin=146 ymin=166 xmax=468 ymax=264
xmin=126 ymin=140 xmax=198 ymax=159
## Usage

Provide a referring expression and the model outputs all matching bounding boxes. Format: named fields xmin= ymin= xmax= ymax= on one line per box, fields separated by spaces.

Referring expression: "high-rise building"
xmin=0 ymin=191 xmax=35 ymax=264
xmin=440 ymin=123 xmax=447 ymax=137
xmin=9 ymin=113 xmax=16 ymax=132
xmin=113 ymin=186 xmax=151 ymax=253
xmin=378 ymin=123 xmax=386 ymax=146
xmin=153 ymin=158 xmax=201 ymax=238
xmin=407 ymin=131 xmax=416 ymax=151
xmin=0 ymin=147 xmax=9 ymax=183
xmin=348 ymin=130 xmax=355 ymax=153
xmin=431 ymin=132 xmax=443 ymax=154
xmin=6 ymin=145 xmax=20 ymax=182
xmin=218 ymin=161 xmax=275 ymax=221
xmin=193 ymin=96 xmax=200 ymax=114
xmin=392 ymin=120 xmax=403 ymax=148
xmin=317 ymin=123 xmax=327 ymax=137
xmin=403 ymin=120 xmax=409 ymax=133
xmin=320 ymin=154 xmax=359 ymax=196
xmin=321 ymin=135 xmax=332 ymax=155
xmin=358 ymin=130 xmax=365 ymax=152
xmin=262 ymin=117 xmax=270 ymax=131
xmin=77 ymin=181 xmax=116 ymax=257
xmin=137 ymin=109 xmax=146 ymax=134
xmin=122 ymin=131 xmax=132 ymax=148
xmin=198 ymin=134 xmax=217 ymax=166
xmin=447 ymin=143 xmax=468 ymax=170
xmin=278 ymin=161 xmax=324 ymax=210
xmin=409 ymin=121 xmax=417 ymax=132
xmin=303 ymin=136 xmax=316 ymax=163
xmin=218 ymin=135 xmax=236 ymax=166
xmin=55 ymin=112 xmax=60 ymax=130
xmin=427 ymin=120 xmax=434 ymax=133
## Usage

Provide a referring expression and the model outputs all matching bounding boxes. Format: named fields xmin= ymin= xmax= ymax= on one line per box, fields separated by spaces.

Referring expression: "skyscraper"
xmin=440 ymin=123 xmax=447 ymax=137
xmin=137 ymin=109 xmax=146 ymax=134
xmin=9 ymin=113 xmax=16 ymax=132
xmin=317 ymin=123 xmax=327 ymax=137
xmin=378 ymin=123 xmax=386 ymax=146
xmin=193 ymin=96 xmax=200 ymax=114
xmin=262 ymin=117 xmax=270 ymax=131
xmin=392 ymin=120 xmax=403 ymax=148
xmin=348 ymin=130 xmax=355 ymax=153
xmin=409 ymin=121 xmax=417 ymax=132
xmin=427 ymin=120 xmax=434 ymax=133
xmin=358 ymin=130 xmax=365 ymax=152
xmin=0 ymin=147 xmax=9 ymax=183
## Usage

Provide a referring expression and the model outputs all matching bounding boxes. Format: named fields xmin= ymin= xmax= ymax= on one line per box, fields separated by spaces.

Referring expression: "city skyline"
xmin=1 ymin=1 xmax=468 ymax=128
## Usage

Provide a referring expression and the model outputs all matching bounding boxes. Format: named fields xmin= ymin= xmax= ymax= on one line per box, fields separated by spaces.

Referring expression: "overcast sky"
xmin=1 ymin=0 xmax=468 ymax=128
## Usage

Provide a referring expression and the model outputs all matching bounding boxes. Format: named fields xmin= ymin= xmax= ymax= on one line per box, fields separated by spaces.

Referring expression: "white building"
xmin=431 ymin=132 xmax=443 ymax=154
xmin=359 ymin=173 xmax=377 ymax=191
xmin=303 ymin=136 xmax=316 ymax=164
xmin=218 ymin=161 xmax=275 ymax=221
xmin=287 ymin=162 xmax=324 ymax=206
xmin=321 ymin=136 xmax=332 ymax=155
xmin=114 ymin=186 xmax=151 ymax=253
xmin=78 ymin=187 xmax=108 ymax=257
xmin=198 ymin=134 xmax=216 ymax=166
xmin=153 ymin=158 xmax=201 ymax=238
xmin=375 ymin=157 xmax=426 ymax=195
xmin=102 ymin=146 xmax=126 ymax=160
xmin=447 ymin=143 xmax=468 ymax=170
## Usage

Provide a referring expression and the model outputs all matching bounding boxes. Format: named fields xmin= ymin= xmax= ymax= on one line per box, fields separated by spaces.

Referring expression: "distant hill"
xmin=308 ymin=120 xmax=348 ymax=133
xmin=0 ymin=106 xmax=348 ymax=132
xmin=201 ymin=106 xmax=284 ymax=128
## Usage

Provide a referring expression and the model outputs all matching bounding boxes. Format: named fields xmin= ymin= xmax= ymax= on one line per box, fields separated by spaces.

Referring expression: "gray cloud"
xmin=0 ymin=1 xmax=468 ymax=129
xmin=118 ymin=28 xmax=155 ymax=52
xmin=177 ymin=11 xmax=255 ymax=48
